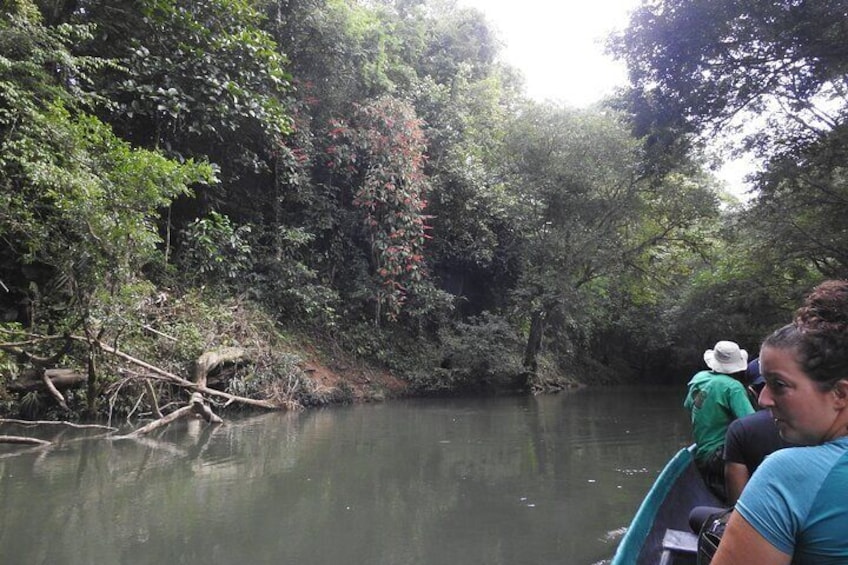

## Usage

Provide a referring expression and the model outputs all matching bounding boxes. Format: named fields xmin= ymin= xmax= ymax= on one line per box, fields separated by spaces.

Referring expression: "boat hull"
xmin=612 ymin=445 xmax=722 ymax=565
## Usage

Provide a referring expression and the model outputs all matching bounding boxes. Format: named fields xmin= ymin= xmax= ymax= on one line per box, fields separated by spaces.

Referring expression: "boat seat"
xmin=662 ymin=528 xmax=698 ymax=553
xmin=658 ymin=529 xmax=699 ymax=565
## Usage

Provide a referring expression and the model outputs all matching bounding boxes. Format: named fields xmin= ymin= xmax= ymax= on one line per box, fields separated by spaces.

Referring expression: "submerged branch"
xmin=0 ymin=419 xmax=117 ymax=431
xmin=0 ymin=435 xmax=51 ymax=446
xmin=119 ymin=405 xmax=195 ymax=438
xmin=115 ymin=392 xmax=223 ymax=439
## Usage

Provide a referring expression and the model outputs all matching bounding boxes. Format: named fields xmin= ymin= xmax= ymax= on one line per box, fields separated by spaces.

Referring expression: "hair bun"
xmin=795 ymin=280 xmax=848 ymax=336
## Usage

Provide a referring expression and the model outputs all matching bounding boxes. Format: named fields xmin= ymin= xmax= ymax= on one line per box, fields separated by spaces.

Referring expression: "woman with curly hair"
xmin=713 ymin=280 xmax=848 ymax=564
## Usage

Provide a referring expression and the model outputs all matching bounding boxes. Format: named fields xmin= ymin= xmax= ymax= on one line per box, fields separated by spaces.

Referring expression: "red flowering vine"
xmin=325 ymin=96 xmax=431 ymax=322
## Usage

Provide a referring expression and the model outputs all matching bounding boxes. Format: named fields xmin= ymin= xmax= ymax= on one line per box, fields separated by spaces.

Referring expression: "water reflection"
xmin=0 ymin=387 xmax=691 ymax=564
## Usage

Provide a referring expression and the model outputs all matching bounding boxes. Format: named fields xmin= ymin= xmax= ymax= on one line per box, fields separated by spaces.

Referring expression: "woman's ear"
xmin=832 ymin=380 xmax=848 ymax=407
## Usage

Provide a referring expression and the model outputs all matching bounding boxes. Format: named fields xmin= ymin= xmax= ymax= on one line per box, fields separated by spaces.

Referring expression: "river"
xmin=0 ymin=386 xmax=692 ymax=565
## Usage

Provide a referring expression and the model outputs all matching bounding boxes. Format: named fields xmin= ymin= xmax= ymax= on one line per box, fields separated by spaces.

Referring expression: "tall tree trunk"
xmin=86 ymin=345 xmax=97 ymax=417
xmin=523 ymin=309 xmax=546 ymax=377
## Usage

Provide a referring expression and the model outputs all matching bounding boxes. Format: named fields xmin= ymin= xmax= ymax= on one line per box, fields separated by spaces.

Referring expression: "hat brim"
xmin=704 ymin=349 xmax=749 ymax=374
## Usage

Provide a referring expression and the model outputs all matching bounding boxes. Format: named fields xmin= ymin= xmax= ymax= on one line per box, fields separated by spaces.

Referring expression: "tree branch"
xmin=0 ymin=418 xmax=116 ymax=431
xmin=0 ymin=435 xmax=51 ymax=446
xmin=41 ymin=370 xmax=68 ymax=410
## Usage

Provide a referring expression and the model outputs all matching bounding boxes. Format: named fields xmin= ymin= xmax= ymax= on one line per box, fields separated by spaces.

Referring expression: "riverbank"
xmin=294 ymin=340 xmax=411 ymax=405
xmin=0 ymin=290 xmax=585 ymax=422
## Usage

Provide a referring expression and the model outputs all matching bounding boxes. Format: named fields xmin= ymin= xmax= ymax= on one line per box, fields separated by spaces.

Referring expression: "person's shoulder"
xmin=752 ymin=447 xmax=812 ymax=488
xmin=737 ymin=412 xmax=790 ymax=452
xmin=820 ymin=437 xmax=848 ymax=462
xmin=688 ymin=370 xmax=713 ymax=384
xmin=733 ymin=409 xmax=773 ymax=429
xmin=760 ymin=444 xmax=842 ymax=481
xmin=763 ymin=444 xmax=802 ymax=461
xmin=727 ymin=412 xmax=748 ymax=432
xmin=710 ymin=372 xmax=746 ymax=390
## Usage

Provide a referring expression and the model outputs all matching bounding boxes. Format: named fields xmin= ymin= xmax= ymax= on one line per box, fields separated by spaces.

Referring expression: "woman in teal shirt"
xmin=714 ymin=280 xmax=848 ymax=564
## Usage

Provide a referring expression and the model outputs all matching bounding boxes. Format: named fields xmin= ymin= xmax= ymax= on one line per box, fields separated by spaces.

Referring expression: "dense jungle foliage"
xmin=1 ymin=0 xmax=846 ymax=420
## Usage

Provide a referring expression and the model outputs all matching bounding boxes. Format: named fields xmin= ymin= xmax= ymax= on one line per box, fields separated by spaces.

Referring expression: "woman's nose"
xmin=758 ymin=385 xmax=773 ymax=409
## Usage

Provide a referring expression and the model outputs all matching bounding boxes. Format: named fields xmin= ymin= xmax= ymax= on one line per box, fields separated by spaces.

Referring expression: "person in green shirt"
xmin=684 ymin=340 xmax=756 ymax=502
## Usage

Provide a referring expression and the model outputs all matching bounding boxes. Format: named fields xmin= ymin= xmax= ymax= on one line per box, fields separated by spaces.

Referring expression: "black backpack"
xmin=697 ymin=508 xmax=732 ymax=564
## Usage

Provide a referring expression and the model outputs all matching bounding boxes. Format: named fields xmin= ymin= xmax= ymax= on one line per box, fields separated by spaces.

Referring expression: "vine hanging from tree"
xmin=325 ymin=96 xmax=432 ymax=323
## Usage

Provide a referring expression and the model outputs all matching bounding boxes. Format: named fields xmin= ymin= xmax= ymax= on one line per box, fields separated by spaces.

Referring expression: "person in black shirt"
xmin=722 ymin=359 xmax=790 ymax=504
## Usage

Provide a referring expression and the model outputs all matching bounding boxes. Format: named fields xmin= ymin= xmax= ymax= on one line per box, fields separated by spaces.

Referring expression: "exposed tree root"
xmin=194 ymin=347 xmax=246 ymax=388
xmin=188 ymin=392 xmax=224 ymax=424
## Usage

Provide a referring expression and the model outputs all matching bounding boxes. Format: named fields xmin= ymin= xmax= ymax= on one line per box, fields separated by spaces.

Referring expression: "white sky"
xmin=456 ymin=0 xmax=640 ymax=107
xmin=454 ymin=0 xmax=755 ymax=200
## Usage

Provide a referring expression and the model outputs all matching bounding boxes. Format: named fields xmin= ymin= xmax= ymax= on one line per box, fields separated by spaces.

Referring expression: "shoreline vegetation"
xmin=0 ymin=291 xmax=583 ymax=445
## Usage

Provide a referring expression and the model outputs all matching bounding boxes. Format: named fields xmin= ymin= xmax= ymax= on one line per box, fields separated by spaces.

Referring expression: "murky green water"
xmin=0 ymin=386 xmax=691 ymax=564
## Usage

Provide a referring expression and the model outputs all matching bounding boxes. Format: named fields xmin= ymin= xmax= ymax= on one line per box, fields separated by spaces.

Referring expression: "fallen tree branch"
xmin=119 ymin=405 xmax=195 ymax=438
xmin=0 ymin=338 xmax=56 ymax=348
xmin=75 ymin=336 xmax=278 ymax=409
xmin=117 ymin=392 xmax=225 ymax=439
xmin=199 ymin=387 xmax=276 ymax=409
xmin=141 ymin=324 xmax=178 ymax=342
xmin=194 ymin=347 xmax=246 ymax=388
xmin=0 ymin=435 xmax=51 ymax=446
xmin=0 ymin=419 xmax=117 ymax=431
xmin=41 ymin=371 xmax=68 ymax=411
xmin=2 ymin=333 xmax=279 ymax=446
xmin=86 ymin=337 xmax=192 ymax=385
xmin=0 ymin=335 xmax=72 ymax=367
xmin=0 ymin=329 xmax=66 ymax=341
xmin=126 ymin=388 xmax=146 ymax=421
xmin=6 ymin=369 xmax=85 ymax=393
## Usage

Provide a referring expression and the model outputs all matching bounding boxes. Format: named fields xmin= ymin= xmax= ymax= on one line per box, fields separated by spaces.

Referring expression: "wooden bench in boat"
xmin=659 ymin=529 xmax=698 ymax=565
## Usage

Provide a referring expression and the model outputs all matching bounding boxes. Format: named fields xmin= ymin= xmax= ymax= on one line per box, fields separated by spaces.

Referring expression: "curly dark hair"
xmin=762 ymin=280 xmax=848 ymax=390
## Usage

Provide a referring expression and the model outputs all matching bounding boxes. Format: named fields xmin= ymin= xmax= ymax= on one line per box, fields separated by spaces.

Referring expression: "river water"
xmin=0 ymin=386 xmax=692 ymax=565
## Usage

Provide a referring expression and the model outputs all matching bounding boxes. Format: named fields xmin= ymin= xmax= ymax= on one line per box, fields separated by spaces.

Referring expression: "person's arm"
xmin=723 ymin=461 xmax=749 ymax=506
xmin=711 ymin=511 xmax=791 ymax=565
xmin=722 ymin=418 xmax=749 ymax=505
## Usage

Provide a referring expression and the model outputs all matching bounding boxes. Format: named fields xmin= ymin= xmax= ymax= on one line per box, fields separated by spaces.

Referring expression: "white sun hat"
xmin=703 ymin=340 xmax=748 ymax=374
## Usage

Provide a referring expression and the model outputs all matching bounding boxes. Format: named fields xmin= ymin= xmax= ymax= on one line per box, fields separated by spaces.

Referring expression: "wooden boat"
xmin=611 ymin=444 xmax=722 ymax=565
